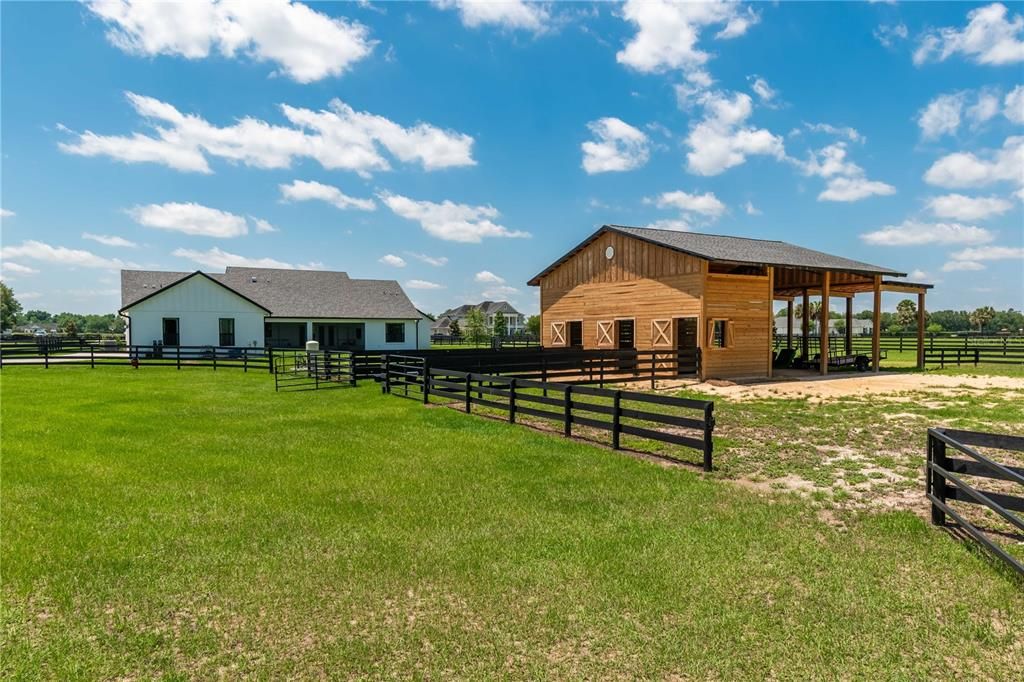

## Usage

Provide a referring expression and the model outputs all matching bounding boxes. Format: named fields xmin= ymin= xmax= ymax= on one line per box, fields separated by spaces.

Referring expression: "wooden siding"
xmin=540 ymin=233 xmax=704 ymax=351
xmin=702 ymin=273 xmax=772 ymax=378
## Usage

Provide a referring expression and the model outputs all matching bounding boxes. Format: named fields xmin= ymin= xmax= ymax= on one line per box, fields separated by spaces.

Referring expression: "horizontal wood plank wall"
xmin=702 ymin=273 xmax=771 ymax=378
xmin=540 ymin=234 xmax=703 ymax=350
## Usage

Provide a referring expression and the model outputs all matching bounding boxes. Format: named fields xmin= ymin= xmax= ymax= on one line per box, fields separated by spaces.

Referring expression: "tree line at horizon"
xmin=775 ymin=298 xmax=1023 ymax=335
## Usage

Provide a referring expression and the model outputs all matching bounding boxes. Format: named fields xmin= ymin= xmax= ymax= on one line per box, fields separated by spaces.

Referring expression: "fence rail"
xmin=927 ymin=428 xmax=1024 ymax=577
xmin=383 ymin=357 xmax=714 ymax=470
xmin=775 ymin=334 xmax=1024 ymax=366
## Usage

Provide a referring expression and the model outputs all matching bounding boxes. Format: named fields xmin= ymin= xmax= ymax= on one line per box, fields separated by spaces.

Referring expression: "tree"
xmin=448 ymin=319 xmax=461 ymax=338
xmin=59 ymin=317 xmax=79 ymax=336
xmin=0 ymin=282 xmax=22 ymax=331
xmin=926 ymin=322 xmax=944 ymax=333
xmin=464 ymin=308 xmax=488 ymax=345
xmin=895 ymin=299 xmax=917 ymax=329
xmin=491 ymin=313 xmax=507 ymax=338
xmin=526 ymin=314 xmax=540 ymax=337
xmin=969 ymin=306 xmax=996 ymax=332
xmin=22 ymin=309 xmax=52 ymax=324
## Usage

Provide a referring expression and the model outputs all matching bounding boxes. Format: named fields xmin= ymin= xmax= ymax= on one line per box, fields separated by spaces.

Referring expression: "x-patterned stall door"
xmin=651 ymin=319 xmax=672 ymax=347
xmin=596 ymin=321 xmax=614 ymax=348
xmin=550 ymin=321 xmax=566 ymax=347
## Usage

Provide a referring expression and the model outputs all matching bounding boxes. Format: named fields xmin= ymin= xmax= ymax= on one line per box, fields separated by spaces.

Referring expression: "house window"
xmin=385 ymin=322 xmax=405 ymax=343
xmin=218 ymin=318 xmax=235 ymax=346
xmin=710 ymin=319 xmax=730 ymax=349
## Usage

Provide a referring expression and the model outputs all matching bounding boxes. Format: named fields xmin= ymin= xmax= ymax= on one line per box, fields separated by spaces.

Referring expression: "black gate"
xmin=273 ymin=350 xmax=356 ymax=391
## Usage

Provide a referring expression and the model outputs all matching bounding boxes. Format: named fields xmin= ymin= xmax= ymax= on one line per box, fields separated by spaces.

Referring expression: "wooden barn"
xmin=528 ymin=225 xmax=932 ymax=380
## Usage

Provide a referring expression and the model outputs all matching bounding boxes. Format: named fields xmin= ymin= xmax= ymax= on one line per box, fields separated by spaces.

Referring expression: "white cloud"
xmin=645 ymin=218 xmax=691 ymax=232
xmin=406 ymin=279 xmax=444 ymax=290
xmin=379 ymin=254 xmax=406 ymax=267
xmin=942 ymin=260 xmax=986 ymax=272
xmin=874 ymin=23 xmax=908 ymax=48
xmin=86 ymin=0 xmax=375 ymax=83
xmin=82 ymin=232 xmax=139 ymax=248
xmin=918 ymin=92 xmax=965 ymax=139
xmin=58 ymin=92 xmax=475 ymax=176
xmin=914 ymin=2 xmax=1024 ymax=66
xmin=861 ymin=220 xmax=994 ymax=246
xmin=15 ymin=292 xmax=43 ymax=301
xmin=926 ymin=194 xmax=1014 ymax=221
xmin=748 ymin=76 xmax=776 ymax=103
xmin=379 ymin=193 xmax=530 ymax=243
xmin=744 ymin=200 xmax=761 ymax=216
xmin=127 ymin=202 xmax=248 ymax=238
xmin=616 ymin=0 xmax=758 ymax=78
xmin=923 ymin=135 xmax=1024 ymax=189
xmin=968 ymin=89 xmax=1002 ymax=126
xmin=433 ymin=0 xmax=551 ymax=33
xmin=279 ymin=179 xmax=376 ymax=211
xmin=651 ymin=190 xmax=726 ymax=218
xmin=1 ymin=240 xmax=132 ymax=269
xmin=685 ymin=91 xmax=785 ymax=175
xmin=251 ymin=217 xmax=278 ymax=233
xmin=0 ymin=208 xmax=14 ymax=218
xmin=798 ymin=142 xmax=896 ymax=202
xmin=407 ymin=252 xmax=448 ymax=267
xmin=1005 ymin=84 xmax=1024 ymax=123
xmin=581 ymin=117 xmax=650 ymax=174
xmin=1 ymin=262 xmax=39 ymax=275
xmin=801 ymin=122 xmax=864 ymax=143
xmin=481 ymin=284 xmax=520 ymax=298
xmin=172 ymin=246 xmax=322 ymax=270
xmin=474 ymin=270 xmax=505 ymax=284
xmin=951 ymin=245 xmax=1024 ymax=260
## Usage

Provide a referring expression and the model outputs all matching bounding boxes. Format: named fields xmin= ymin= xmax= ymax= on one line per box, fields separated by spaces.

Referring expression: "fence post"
xmin=90 ymin=345 xmax=95 ymax=369
xmin=541 ymin=356 xmax=548 ymax=397
xmin=44 ymin=346 xmax=49 ymax=369
xmin=508 ymin=378 xmax=516 ymax=424
xmin=244 ymin=348 xmax=248 ymax=373
xmin=599 ymin=355 xmax=605 ymax=389
xmin=650 ymin=352 xmax=656 ymax=390
xmin=383 ymin=354 xmax=391 ymax=393
xmin=611 ymin=390 xmax=621 ymax=450
xmin=974 ymin=349 xmax=979 ymax=367
xmin=175 ymin=345 xmax=180 ymax=370
xmin=315 ymin=355 xmax=320 ymax=390
xmin=929 ymin=432 xmax=947 ymax=526
xmin=703 ymin=403 xmax=715 ymax=472
xmin=422 ymin=359 xmax=430 ymax=405
xmin=464 ymin=374 xmax=472 ymax=413
xmin=213 ymin=349 xmax=217 ymax=371
xmin=267 ymin=346 xmax=274 ymax=374
xmin=564 ymin=385 xmax=572 ymax=438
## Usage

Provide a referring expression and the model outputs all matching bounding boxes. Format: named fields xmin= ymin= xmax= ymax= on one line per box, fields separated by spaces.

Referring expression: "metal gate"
xmin=273 ymin=350 xmax=356 ymax=391
xmin=383 ymin=354 xmax=426 ymax=399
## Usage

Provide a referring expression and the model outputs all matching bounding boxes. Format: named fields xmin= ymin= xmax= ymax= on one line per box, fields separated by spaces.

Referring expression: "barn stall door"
xmin=596 ymin=321 xmax=614 ymax=348
xmin=550 ymin=321 xmax=566 ymax=347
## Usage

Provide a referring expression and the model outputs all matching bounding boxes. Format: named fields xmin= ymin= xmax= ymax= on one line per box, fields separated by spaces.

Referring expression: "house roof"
xmin=527 ymin=225 xmax=906 ymax=285
xmin=120 ymin=267 xmax=423 ymax=319
xmin=438 ymin=301 xmax=522 ymax=319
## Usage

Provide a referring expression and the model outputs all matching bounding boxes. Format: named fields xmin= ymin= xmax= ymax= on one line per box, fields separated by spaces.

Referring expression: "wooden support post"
xmin=611 ymin=390 xmax=621 ymax=450
xmin=820 ymin=272 xmax=830 ymax=375
xmin=90 ymin=345 xmax=95 ymax=369
xmin=44 ymin=346 xmax=48 ymax=369
xmin=801 ymin=289 xmax=810 ymax=360
xmin=917 ymin=291 xmax=926 ymax=370
xmin=703 ymin=403 xmax=714 ymax=472
xmin=464 ymin=374 xmax=471 ymax=413
xmin=563 ymin=385 xmax=572 ymax=437
xmin=872 ymin=275 xmax=882 ymax=372
xmin=243 ymin=348 xmax=248 ymax=373
xmin=786 ymin=299 xmax=794 ymax=351
xmin=767 ymin=266 xmax=774 ymax=378
xmin=267 ymin=346 xmax=274 ymax=374
xmin=929 ymin=433 xmax=947 ymax=526
xmin=845 ymin=296 xmax=853 ymax=356
xmin=383 ymin=354 xmax=390 ymax=393
xmin=508 ymin=378 xmax=516 ymax=424
xmin=422 ymin=360 xmax=430 ymax=404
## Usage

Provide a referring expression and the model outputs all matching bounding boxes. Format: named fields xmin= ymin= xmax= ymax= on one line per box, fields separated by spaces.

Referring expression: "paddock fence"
xmin=382 ymin=355 xmax=714 ymax=470
xmin=774 ymin=333 xmax=1024 ymax=364
xmin=0 ymin=343 xmax=270 ymax=371
xmin=927 ymin=428 xmax=1024 ymax=577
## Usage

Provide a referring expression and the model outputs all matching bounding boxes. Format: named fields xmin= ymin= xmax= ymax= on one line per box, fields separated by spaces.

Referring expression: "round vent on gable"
xmin=605 ymin=245 xmax=615 ymax=260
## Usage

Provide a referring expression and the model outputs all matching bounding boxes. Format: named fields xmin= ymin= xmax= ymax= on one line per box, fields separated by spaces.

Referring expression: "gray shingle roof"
xmin=121 ymin=267 xmax=423 ymax=319
xmin=528 ymin=225 xmax=906 ymax=284
xmin=437 ymin=301 xmax=522 ymax=319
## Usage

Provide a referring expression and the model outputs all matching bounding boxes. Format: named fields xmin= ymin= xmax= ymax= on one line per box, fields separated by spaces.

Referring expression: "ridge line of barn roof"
xmin=604 ymin=224 xmax=788 ymax=244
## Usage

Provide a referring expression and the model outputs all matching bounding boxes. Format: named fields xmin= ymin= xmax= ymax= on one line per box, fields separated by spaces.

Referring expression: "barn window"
xmin=709 ymin=319 xmax=731 ymax=349
xmin=386 ymin=323 xmax=405 ymax=343
xmin=218 ymin=318 xmax=235 ymax=346
xmin=568 ymin=321 xmax=583 ymax=348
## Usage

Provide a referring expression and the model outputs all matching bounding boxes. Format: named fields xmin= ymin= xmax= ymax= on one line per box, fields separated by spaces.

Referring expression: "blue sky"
xmin=1 ymin=1 xmax=1022 ymax=316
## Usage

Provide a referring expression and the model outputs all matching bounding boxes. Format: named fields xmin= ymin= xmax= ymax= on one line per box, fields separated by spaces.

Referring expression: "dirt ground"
xmin=650 ymin=371 xmax=1024 ymax=403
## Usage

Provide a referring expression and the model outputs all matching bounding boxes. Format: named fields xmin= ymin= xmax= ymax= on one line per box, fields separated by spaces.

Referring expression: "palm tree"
xmin=969 ymin=306 xmax=996 ymax=333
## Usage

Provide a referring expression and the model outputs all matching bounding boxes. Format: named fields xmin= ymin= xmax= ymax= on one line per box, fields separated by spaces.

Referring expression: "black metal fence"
xmin=0 ymin=343 xmax=269 ymax=371
xmin=924 ymin=348 xmax=1024 ymax=367
xmin=273 ymin=350 xmax=356 ymax=391
xmin=383 ymin=355 xmax=714 ymax=470
xmin=927 ymin=428 xmax=1024 ymax=577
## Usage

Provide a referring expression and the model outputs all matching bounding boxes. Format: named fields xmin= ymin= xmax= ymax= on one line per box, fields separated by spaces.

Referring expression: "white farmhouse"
xmin=119 ymin=267 xmax=432 ymax=351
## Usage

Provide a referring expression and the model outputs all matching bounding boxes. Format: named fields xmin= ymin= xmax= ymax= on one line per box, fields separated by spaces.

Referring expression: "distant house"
xmin=119 ymin=267 xmax=432 ymax=350
xmin=432 ymin=301 xmax=525 ymax=335
xmin=773 ymin=316 xmax=873 ymax=336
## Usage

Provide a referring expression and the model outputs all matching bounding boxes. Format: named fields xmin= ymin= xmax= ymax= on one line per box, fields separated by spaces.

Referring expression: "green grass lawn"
xmin=2 ymin=368 xmax=1023 ymax=679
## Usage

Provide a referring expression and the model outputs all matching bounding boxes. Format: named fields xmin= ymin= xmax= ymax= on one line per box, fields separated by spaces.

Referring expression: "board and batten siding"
xmin=539 ymin=231 xmax=705 ymax=351
xmin=125 ymin=275 xmax=266 ymax=347
xmin=702 ymin=273 xmax=772 ymax=378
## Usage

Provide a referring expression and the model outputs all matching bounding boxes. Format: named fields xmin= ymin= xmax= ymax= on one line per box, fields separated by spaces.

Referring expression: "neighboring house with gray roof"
xmin=432 ymin=301 xmax=525 ymax=336
xmin=120 ymin=267 xmax=431 ymax=350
